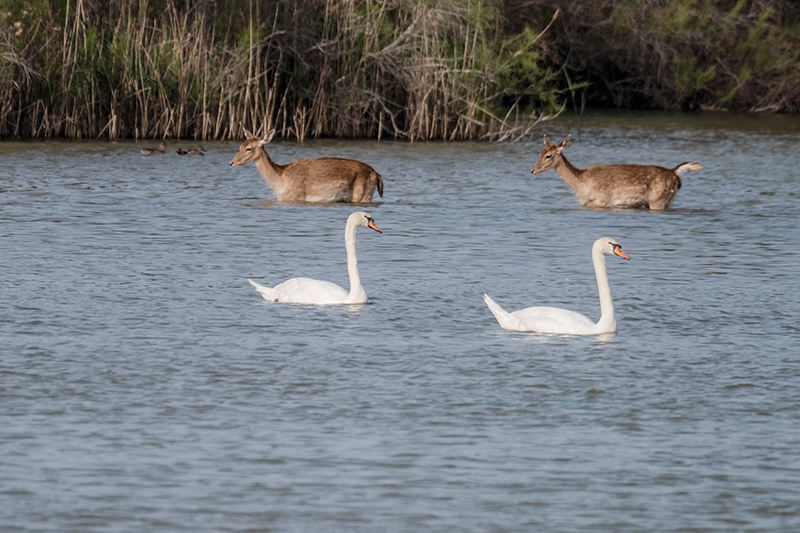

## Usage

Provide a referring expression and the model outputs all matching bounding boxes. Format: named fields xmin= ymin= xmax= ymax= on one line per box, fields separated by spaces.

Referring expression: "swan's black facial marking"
xmin=611 ymin=242 xmax=630 ymax=260
xmin=365 ymin=216 xmax=382 ymax=233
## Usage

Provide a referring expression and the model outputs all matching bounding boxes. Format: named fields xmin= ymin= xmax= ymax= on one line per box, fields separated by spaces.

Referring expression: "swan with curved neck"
xmin=248 ymin=211 xmax=382 ymax=305
xmin=484 ymin=237 xmax=630 ymax=335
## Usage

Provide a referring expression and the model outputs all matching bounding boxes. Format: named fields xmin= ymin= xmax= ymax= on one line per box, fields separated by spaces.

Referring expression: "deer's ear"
xmin=261 ymin=129 xmax=276 ymax=145
xmin=558 ymin=134 xmax=571 ymax=149
xmin=543 ymin=134 xmax=553 ymax=147
xmin=243 ymin=128 xmax=254 ymax=140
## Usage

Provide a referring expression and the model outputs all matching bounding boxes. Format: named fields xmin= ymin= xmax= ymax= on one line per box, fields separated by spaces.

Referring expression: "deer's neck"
xmin=553 ymin=155 xmax=586 ymax=193
xmin=254 ymin=148 xmax=286 ymax=190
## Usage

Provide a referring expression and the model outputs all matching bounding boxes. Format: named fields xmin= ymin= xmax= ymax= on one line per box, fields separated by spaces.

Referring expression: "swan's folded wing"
xmin=511 ymin=306 xmax=596 ymax=334
xmin=270 ymin=277 xmax=350 ymax=305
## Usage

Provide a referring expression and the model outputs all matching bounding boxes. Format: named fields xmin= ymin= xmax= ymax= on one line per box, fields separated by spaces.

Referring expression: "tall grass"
xmin=0 ymin=0 xmax=562 ymax=140
xmin=1 ymin=0 xmax=798 ymax=141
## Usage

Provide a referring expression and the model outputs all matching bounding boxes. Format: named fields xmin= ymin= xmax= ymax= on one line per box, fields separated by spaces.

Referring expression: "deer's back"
xmin=283 ymin=157 xmax=375 ymax=179
xmin=278 ymin=157 xmax=380 ymax=203
xmin=584 ymin=163 xmax=679 ymax=187
xmin=577 ymin=163 xmax=681 ymax=208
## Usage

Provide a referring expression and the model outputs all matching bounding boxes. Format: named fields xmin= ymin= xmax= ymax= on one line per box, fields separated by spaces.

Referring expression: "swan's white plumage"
xmin=484 ymin=295 xmax=596 ymax=334
xmin=249 ymin=211 xmax=381 ymax=305
xmin=484 ymin=237 xmax=629 ymax=335
xmin=248 ymin=278 xmax=351 ymax=304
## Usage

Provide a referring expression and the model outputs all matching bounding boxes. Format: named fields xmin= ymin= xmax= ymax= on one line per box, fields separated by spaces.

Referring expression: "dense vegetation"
xmin=1 ymin=0 xmax=798 ymax=141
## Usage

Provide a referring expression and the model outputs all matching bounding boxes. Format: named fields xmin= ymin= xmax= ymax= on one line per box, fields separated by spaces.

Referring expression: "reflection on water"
xmin=2 ymin=112 xmax=800 ymax=531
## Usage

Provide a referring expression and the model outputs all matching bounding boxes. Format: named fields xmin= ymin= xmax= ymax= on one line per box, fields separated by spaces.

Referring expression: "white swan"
xmin=248 ymin=211 xmax=382 ymax=305
xmin=483 ymin=237 xmax=630 ymax=335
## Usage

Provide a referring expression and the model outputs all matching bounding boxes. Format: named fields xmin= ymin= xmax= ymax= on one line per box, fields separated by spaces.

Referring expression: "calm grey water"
xmin=2 ymin=111 xmax=800 ymax=532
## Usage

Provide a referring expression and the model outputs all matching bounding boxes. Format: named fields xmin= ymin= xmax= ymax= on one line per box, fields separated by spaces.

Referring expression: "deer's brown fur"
xmin=531 ymin=134 xmax=701 ymax=210
xmin=229 ymin=129 xmax=383 ymax=203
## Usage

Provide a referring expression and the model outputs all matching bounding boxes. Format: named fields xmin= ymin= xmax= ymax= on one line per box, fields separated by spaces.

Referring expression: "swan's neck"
xmin=344 ymin=223 xmax=366 ymax=303
xmin=593 ymin=250 xmax=616 ymax=333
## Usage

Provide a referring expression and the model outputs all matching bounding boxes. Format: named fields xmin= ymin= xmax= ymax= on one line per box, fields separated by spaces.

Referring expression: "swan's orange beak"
xmin=368 ymin=220 xmax=382 ymax=233
xmin=613 ymin=246 xmax=630 ymax=260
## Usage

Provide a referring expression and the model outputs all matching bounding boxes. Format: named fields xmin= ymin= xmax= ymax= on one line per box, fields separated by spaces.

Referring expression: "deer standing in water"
xmin=531 ymin=134 xmax=702 ymax=210
xmin=229 ymin=129 xmax=384 ymax=203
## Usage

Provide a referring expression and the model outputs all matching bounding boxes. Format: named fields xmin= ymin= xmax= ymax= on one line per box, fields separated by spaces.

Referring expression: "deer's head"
xmin=531 ymin=134 xmax=571 ymax=174
xmin=229 ymin=129 xmax=276 ymax=167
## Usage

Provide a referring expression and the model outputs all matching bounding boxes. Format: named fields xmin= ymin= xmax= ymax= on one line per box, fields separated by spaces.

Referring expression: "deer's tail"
xmin=674 ymin=162 xmax=703 ymax=176
xmin=376 ymin=173 xmax=384 ymax=198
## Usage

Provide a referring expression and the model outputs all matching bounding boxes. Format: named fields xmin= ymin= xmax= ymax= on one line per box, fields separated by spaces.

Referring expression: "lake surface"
xmin=2 ymin=111 xmax=800 ymax=532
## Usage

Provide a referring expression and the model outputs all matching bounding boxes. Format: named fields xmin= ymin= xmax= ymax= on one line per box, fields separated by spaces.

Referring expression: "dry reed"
xmin=1 ymin=0 xmax=797 ymax=141
xmin=0 ymin=0 xmax=565 ymax=141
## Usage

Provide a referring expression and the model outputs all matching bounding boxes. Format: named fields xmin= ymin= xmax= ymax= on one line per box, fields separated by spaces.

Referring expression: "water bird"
xmin=248 ymin=211 xmax=382 ymax=305
xmin=177 ymin=146 xmax=205 ymax=156
xmin=484 ymin=237 xmax=630 ymax=335
xmin=140 ymin=142 xmax=167 ymax=155
xmin=229 ymin=128 xmax=383 ymax=203
xmin=531 ymin=134 xmax=702 ymax=210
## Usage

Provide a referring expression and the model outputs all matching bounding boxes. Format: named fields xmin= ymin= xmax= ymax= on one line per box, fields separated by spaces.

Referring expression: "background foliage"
xmin=0 ymin=0 xmax=797 ymax=140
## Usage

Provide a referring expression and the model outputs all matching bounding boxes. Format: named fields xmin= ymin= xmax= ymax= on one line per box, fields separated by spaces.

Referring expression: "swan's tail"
xmin=248 ymin=279 xmax=279 ymax=302
xmin=483 ymin=293 xmax=523 ymax=331
xmin=673 ymin=162 xmax=703 ymax=176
